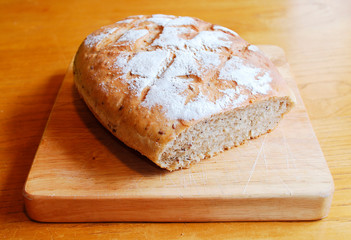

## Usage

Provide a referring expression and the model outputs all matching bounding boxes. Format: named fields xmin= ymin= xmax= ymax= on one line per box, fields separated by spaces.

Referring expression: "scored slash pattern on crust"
xmin=83 ymin=15 xmax=274 ymax=121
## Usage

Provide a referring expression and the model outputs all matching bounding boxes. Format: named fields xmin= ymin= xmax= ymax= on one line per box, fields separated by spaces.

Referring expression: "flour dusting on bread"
xmin=84 ymin=27 xmax=119 ymax=48
xmin=117 ymin=29 xmax=149 ymax=45
xmin=75 ymin=15 xmax=295 ymax=171
xmin=219 ymin=56 xmax=272 ymax=94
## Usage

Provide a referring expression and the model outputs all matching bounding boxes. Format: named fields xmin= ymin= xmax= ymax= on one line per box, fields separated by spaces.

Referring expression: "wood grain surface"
xmin=1 ymin=0 xmax=350 ymax=238
xmin=23 ymin=46 xmax=334 ymax=222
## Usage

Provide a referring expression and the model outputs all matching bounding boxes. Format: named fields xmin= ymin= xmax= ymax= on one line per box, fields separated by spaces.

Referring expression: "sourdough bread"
xmin=73 ymin=14 xmax=295 ymax=171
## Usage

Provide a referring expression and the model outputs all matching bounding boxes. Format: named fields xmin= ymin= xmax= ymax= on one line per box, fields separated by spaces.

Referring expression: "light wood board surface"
xmin=1 ymin=0 xmax=351 ymax=239
xmin=23 ymin=45 xmax=334 ymax=222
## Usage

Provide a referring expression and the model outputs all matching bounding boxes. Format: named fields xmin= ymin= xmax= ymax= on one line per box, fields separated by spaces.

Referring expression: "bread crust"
xmin=74 ymin=15 xmax=295 ymax=170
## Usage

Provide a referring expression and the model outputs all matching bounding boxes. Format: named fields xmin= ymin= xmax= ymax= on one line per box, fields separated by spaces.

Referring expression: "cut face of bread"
xmin=160 ymin=97 xmax=293 ymax=170
xmin=74 ymin=14 xmax=295 ymax=171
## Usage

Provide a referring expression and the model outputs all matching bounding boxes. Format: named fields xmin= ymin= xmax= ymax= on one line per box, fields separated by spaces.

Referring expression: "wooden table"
xmin=1 ymin=0 xmax=350 ymax=238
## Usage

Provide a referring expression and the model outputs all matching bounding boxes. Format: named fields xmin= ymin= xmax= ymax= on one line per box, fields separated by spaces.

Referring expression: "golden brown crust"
xmin=73 ymin=15 xmax=295 ymax=169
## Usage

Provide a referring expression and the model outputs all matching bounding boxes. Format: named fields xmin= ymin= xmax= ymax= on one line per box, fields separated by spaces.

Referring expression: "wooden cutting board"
xmin=23 ymin=45 xmax=334 ymax=222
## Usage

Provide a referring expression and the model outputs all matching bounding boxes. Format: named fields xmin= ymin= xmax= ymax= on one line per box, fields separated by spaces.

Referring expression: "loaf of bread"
xmin=74 ymin=14 xmax=295 ymax=171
